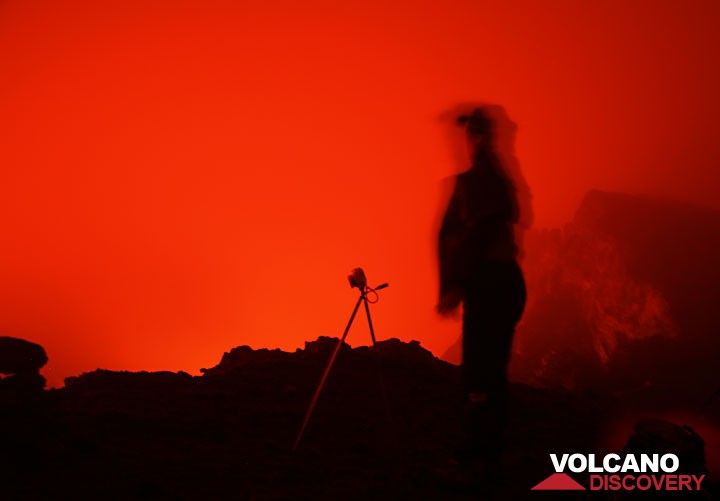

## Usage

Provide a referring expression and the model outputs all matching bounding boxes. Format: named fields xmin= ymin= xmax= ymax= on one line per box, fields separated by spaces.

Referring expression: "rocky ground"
xmin=1 ymin=336 xmax=716 ymax=499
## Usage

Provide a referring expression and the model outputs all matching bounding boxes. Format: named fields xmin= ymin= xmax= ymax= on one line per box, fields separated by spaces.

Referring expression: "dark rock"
xmin=301 ymin=335 xmax=351 ymax=355
xmin=0 ymin=336 xmax=48 ymax=375
xmin=0 ymin=337 xmax=47 ymax=400
xmin=64 ymin=368 xmax=192 ymax=389
xmin=623 ymin=419 xmax=707 ymax=475
xmin=0 ymin=372 xmax=46 ymax=393
xmin=201 ymin=345 xmax=294 ymax=376
xmin=374 ymin=338 xmax=435 ymax=362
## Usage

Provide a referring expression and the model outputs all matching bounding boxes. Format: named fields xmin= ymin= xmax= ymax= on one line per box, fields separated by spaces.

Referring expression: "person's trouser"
xmin=461 ymin=260 xmax=526 ymax=460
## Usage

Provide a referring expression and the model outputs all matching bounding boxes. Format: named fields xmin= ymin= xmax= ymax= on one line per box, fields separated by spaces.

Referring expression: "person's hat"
xmin=457 ymin=108 xmax=493 ymax=136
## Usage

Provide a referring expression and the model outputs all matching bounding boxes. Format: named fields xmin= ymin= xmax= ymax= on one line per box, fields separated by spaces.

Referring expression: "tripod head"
xmin=348 ymin=267 xmax=367 ymax=289
xmin=347 ymin=267 xmax=389 ymax=295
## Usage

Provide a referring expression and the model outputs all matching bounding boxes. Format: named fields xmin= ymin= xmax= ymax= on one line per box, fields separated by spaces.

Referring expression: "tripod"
xmin=292 ymin=282 xmax=389 ymax=451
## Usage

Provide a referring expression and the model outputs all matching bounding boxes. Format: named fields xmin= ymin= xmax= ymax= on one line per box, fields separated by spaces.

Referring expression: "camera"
xmin=347 ymin=267 xmax=368 ymax=290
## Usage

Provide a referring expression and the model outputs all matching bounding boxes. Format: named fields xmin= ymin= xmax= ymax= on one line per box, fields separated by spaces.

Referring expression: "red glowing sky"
xmin=1 ymin=1 xmax=719 ymax=386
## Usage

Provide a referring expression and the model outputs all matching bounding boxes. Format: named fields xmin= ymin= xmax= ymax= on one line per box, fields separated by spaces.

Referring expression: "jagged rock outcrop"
xmin=444 ymin=190 xmax=720 ymax=401
xmin=0 ymin=337 xmax=48 ymax=374
xmin=0 ymin=336 xmax=48 ymax=395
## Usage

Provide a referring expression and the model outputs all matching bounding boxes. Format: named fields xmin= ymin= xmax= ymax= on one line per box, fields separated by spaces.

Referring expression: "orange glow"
xmin=1 ymin=1 xmax=719 ymax=386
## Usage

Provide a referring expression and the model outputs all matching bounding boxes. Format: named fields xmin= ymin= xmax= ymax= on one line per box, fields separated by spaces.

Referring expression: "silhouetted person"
xmin=437 ymin=107 xmax=527 ymax=466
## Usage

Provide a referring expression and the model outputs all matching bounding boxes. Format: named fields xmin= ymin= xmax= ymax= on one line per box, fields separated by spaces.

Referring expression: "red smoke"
xmin=1 ymin=1 xmax=719 ymax=386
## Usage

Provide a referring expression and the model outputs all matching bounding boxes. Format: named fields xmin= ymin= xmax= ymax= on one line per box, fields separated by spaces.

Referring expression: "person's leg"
xmin=460 ymin=293 xmax=491 ymax=461
xmin=461 ymin=262 xmax=526 ymax=464
xmin=462 ymin=293 xmax=486 ymax=397
xmin=483 ymin=262 xmax=527 ymax=460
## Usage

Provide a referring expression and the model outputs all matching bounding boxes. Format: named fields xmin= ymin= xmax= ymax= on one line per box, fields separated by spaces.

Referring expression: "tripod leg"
xmin=363 ymin=294 xmax=378 ymax=346
xmin=363 ymin=296 xmax=394 ymax=433
xmin=292 ymin=294 xmax=364 ymax=451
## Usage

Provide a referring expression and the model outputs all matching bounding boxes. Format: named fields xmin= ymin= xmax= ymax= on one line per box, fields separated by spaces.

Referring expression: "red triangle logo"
xmin=531 ymin=473 xmax=586 ymax=491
